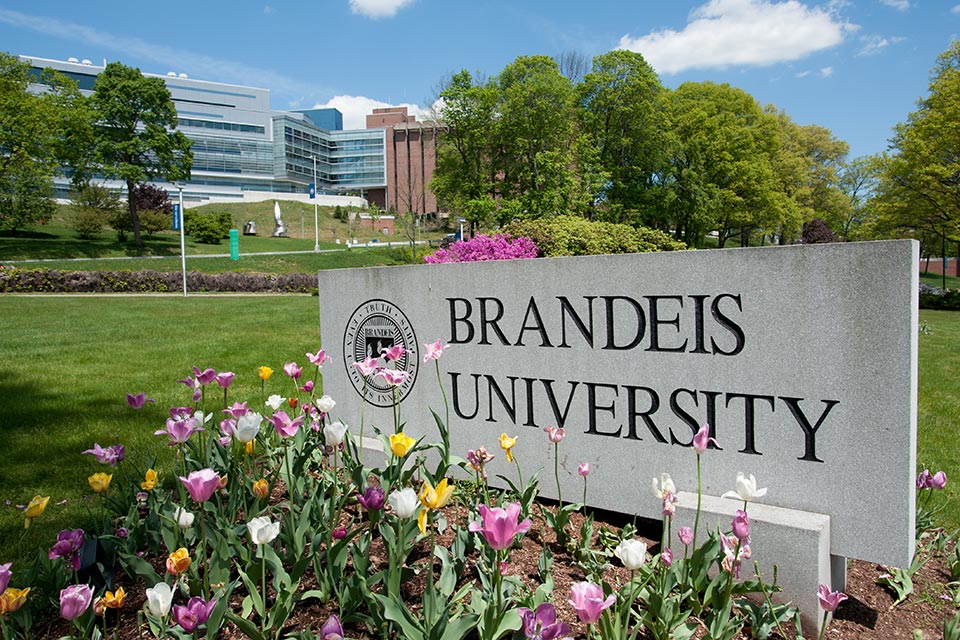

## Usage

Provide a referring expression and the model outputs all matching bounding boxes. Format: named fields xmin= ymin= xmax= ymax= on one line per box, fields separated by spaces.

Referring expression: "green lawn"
xmin=0 ymin=298 xmax=955 ymax=565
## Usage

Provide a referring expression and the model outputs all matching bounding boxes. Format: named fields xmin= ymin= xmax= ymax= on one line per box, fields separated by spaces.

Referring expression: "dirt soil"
xmin=32 ymin=503 xmax=959 ymax=640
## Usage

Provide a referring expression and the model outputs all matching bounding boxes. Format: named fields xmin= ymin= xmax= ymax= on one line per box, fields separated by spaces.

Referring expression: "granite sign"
xmin=318 ymin=240 xmax=918 ymax=567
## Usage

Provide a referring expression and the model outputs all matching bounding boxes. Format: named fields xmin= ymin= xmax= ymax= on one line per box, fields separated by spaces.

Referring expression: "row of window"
xmin=179 ymin=118 xmax=266 ymax=134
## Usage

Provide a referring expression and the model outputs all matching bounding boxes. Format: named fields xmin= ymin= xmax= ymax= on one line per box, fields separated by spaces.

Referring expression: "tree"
xmin=0 ymin=53 xmax=89 ymax=231
xmin=834 ymin=156 xmax=876 ymax=241
xmin=91 ymin=62 xmax=192 ymax=250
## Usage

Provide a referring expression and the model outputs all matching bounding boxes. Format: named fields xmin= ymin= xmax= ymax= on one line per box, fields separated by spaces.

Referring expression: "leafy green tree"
xmin=0 ymin=52 xmax=89 ymax=231
xmin=834 ymin=156 xmax=876 ymax=241
xmin=91 ymin=62 xmax=192 ymax=250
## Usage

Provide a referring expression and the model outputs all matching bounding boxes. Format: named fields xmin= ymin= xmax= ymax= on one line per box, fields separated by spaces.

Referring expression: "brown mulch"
xmin=32 ymin=502 xmax=959 ymax=639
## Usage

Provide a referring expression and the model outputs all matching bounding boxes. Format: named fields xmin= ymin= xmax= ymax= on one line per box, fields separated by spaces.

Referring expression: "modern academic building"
xmin=20 ymin=54 xmax=439 ymax=213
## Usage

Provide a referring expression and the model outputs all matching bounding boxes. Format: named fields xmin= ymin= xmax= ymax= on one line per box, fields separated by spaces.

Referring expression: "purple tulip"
xmin=0 ymin=562 xmax=11 ymax=594
xmin=932 ymin=471 xmax=948 ymax=489
xmin=215 ymin=371 xmax=235 ymax=388
xmin=518 ymin=602 xmax=572 ymax=640
xmin=179 ymin=469 xmax=221 ymax=503
xmin=49 ymin=529 xmax=85 ymax=570
xmin=172 ymin=596 xmax=216 ymax=632
xmin=357 ymin=485 xmax=386 ymax=511
xmin=170 ymin=406 xmax=195 ymax=420
xmin=192 ymin=366 xmax=217 ymax=385
xmin=301 ymin=380 xmax=315 ymax=393
xmin=177 ymin=375 xmax=203 ymax=402
xmin=732 ymin=509 xmax=750 ymax=540
xmin=307 ymin=349 xmax=331 ymax=366
xmin=268 ymin=410 xmax=303 ymax=438
xmin=116 ymin=527 xmax=129 ymax=539
xmin=678 ymin=526 xmax=694 ymax=546
xmin=155 ymin=417 xmax=202 ymax=445
xmin=283 ymin=362 xmax=302 ymax=380
xmin=661 ymin=547 xmax=674 ymax=566
xmin=60 ymin=584 xmax=93 ymax=621
xmin=220 ymin=418 xmax=236 ymax=438
xmin=332 ymin=527 xmax=347 ymax=540
xmin=692 ymin=423 xmax=718 ymax=454
xmin=469 ymin=502 xmax=532 ymax=550
xmin=223 ymin=402 xmax=248 ymax=420
xmin=569 ymin=581 xmax=615 ymax=624
xmin=126 ymin=392 xmax=155 ymax=409
xmin=82 ymin=443 xmax=125 ymax=466
xmin=320 ymin=614 xmax=344 ymax=640
xmin=917 ymin=469 xmax=932 ymax=489
xmin=817 ymin=584 xmax=847 ymax=612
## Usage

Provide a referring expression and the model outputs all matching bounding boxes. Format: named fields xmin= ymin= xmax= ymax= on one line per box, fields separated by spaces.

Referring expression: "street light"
xmin=177 ymin=184 xmax=187 ymax=297
xmin=312 ymin=156 xmax=320 ymax=253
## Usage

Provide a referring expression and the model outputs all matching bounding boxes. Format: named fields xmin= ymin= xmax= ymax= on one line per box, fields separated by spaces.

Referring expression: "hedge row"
xmin=0 ymin=268 xmax=316 ymax=294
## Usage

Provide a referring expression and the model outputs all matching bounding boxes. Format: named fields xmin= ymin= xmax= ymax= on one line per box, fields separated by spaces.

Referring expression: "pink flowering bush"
xmin=423 ymin=233 xmax=539 ymax=263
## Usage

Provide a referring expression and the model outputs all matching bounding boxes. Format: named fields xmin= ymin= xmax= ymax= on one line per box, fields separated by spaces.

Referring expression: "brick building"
xmin=365 ymin=107 xmax=441 ymax=215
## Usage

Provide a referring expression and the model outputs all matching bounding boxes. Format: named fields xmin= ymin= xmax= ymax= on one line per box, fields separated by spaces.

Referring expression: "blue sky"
xmin=1 ymin=0 xmax=956 ymax=159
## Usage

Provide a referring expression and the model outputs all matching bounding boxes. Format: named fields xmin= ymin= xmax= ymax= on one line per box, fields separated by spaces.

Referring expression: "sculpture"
xmin=272 ymin=201 xmax=286 ymax=237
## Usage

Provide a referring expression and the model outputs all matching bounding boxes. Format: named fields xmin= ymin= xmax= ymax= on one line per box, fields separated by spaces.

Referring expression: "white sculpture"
xmin=272 ymin=201 xmax=286 ymax=237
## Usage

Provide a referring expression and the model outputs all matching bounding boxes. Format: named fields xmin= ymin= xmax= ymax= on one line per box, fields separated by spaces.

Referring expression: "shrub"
xmin=503 ymin=215 xmax=686 ymax=257
xmin=801 ymin=218 xmax=837 ymax=244
xmin=66 ymin=206 xmax=107 ymax=239
xmin=0 ymin=268 xmax=316 ymax=293
xmin=130 ymin=183 xmax=171 ymax=213
xmin=108 ymin=207 xmax=133 ymax=242
xmin=138 ymin=209 xmax=170 ymax=238
xmin=423 ymin=233 xmax=539 ymax=263
xmin=185 ymin=211 xmax=232 ymax=244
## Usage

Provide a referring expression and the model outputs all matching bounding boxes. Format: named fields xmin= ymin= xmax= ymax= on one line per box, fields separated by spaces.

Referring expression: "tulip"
xmin=213 ymin=371 xmax=234 ymax=389
xmin=651 ymin=473 xmax=677 ymax=499
xmin=283 ymin=362 xmax=302 ymax=379
xmin=83 ymin=443 xmax=126 ymax=466
xmin=141 ymin=468 xmax=158 ymax=491
xmin=223 ymin=401 xmax=248 ymax=419
xmin=678 ymin=526 xmax=694 ymax=546
xmin=732 ymin=509 xmax=750 ymax=540
xmin=155 ymin=417 xmax=202 ymax=445
xmin=316 ymin=395 xmax=336 ymax=414
xmin=192 ymin=366 xmax=217 ymax=385
xmin=23 ymin=495 xmax=49 ymax=528
xmin=306 ymin=349 xmax=331 ymax=366
xmin=172 ymin=596 xmax=216 ymax=633
xmin=917 ymin=469 xmax=933 ymax=489
xmin=661 ymin=547 xmax=674 ymax=566
xmin=48 ymin=529 xmax=85 ymax=570
xmin=932 ymin=471 xmax=948 ymax=489
xmin=543 ymin=425 xmax=565 ymax=443
xmin=376 ymin=368 xmax=409 ymax=387
xmin=116 ymin=527 xmax=129 ymax=538
xmin=126 ymin=392 xmax=155 ymax=409
xmin=100 ymin=587 xmax=125 ymax=609
xmin=614 ymin=538 xmax=648 ymax=570
xmin=247 ymin=516 xmax=280 ymax=546
xmin=88 ymin=472 xmax=113 ymax=494
xmin=422 ymin=340 xmax=449 ymax=363
xmin=817 ymin=583 xmax=848 ymax=612
xmin=352 ymin=357 xmax=380 ymax=377
xmin=301 ymin=380 xmax=315 ymax=393
xmin=720 ymin=534 xmax=750 ymax=578
xmin=692 ymin=423 xmax=718 ymax=454
xmin=381 ymin=344 xmax=409 ymax=361
xmin=418 ymin=478 xmax=454 ymax=534
xmin=388 ymin=487 xmax=419 ymax=518
xmin=265 ymin=394 xmax=284 ymax=410
xmin=722 ymin=472 xmax=768 ymax=502
xmin=518 ymin=602 xmax=572 ymax=640
xmin=578 ymin=462 xmax=590 ymax=477
xmin=324 ymin=420 xmax=348 ymax=447
xmin=357 ymin=485 xmax=386 ymax=511
xmin=179 ymin=469 xmax=220 ymax=503
xmin=269 ymin=410 xmax=303 ymax=438
xmin=60 ymin=584 xmax=93 ymax=621
xmin=469 ymin=502 xmax=532 ymax=550
xmin=178 ymin=375 xmax=203 ymax=403
xmin=252 ymin=479 xmax=269 ymax=500
xmin=320 ymin=614 xmax=345 ymax=640
xmin=235 ymin=412 xmax=262 ymax=443
xmin=166 ymin=547 xmax=191 ymax=575
xmin=499 ymin=433 xmax=517 ymax=462
xmin=569 ymin=581 xmax=615 ymax=624
xmin=0 ymin=562 xmax=11 ymax=594
xmin=174 ymin=506 xmax=195 ymax=529
xmin=332 ymin=526 xmax=347 ymax=540
xmin=145 ymin=582 xmax=173 ymax=617
xmin=389 ymin=432 xmax=416 ymax=457
xmin=0 ymin=587 xmax=29 ymax=615
xmin=466 ymin=446 xmax=494 ymax=471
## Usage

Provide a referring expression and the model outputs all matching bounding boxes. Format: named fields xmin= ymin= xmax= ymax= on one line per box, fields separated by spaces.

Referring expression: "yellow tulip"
xmin=252 ymin=478 xmax=269 ymax=500
xmin=23 ymin=495 xmax=49 ymax=529
xmin=166 ymin=547 xmax=191 ymax=575
xmin=0 ymin=587 xmax=29 ymax=614
xmin=141 ymin=469 xmax=158 ymax=491
xmin=97 ymin=587 xmax=125 ymax=612
xmin=88 ymin=472 xmax=113 ymax=494
xmin=417 ymin=478 xmax=454 ymax=534
xmin=499 ymin=433 xmax=517 ymax=463
xmin=389 ymin=432 xmax=416 ymax=458
xmin=245 ymin=440 xmax=256 ymax=455
xmin=258 ymin=365 xmax=273 ymax=381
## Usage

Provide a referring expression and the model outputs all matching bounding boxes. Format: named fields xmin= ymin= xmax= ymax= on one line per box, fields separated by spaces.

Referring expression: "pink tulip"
xmin=320 ymin=614 xmax=344 ymax=640
xmin=172 ymin=596 xmax=216 ymax=632
xmin=155 ymin=417 xmax=202 ymax=445
xmin=817 ymin=584 xmax=847 ymax=612
xmin=568 ymin=581 xmax=615 ymax=624
xmin=917 ymin=469 xmax=932 ymax=489
xmin=49 ymin=529 xmax=85 ymax=571
xmin=301 ymin=380 xmax=315 ymax=393
xmin=381 ymin=344 xmax=409 ymax=362
xmin=82 ymin=443 xmax=125 ymax=466
xmin=578 ymin=462 xmax=590 ymax=477
xmin=192 ymin=366 xmax=217 ymax=385
xmin=306 ymin=349 xmax=331 ymax=366
xmin=422 ymin=340 xmax=449 ymax=363
xmin=732 ymin=509 xmax=750 ymax=540
xmin=932 ymin=471 xmax=948 ymax=489
xmin=544 ymin=425 xmax=565 ymax=443
xmin=59 ymin=584 xmax=93 ymax=621
xmin=678 ymin=526 xmax=694 ymax=546
xmin=179 ymin=469 xmax=221 ymax=503
xmin=170 ymin=406 xmax=194 ymax=420
xmin=223 ymin=402 xmax=248 ymax=420
xmin=283 ymin=362 xmax=302 ymax=380
xmin=376 ymin=368 xmax=409 ymax=387
xmin=0 ymin=562 xmax=10 ymax=594
xmin=215 ymin=372 xmax=235 ymax=388
xmin=177 ymin=376 xmax=202 ymax=402
xmin=126 ymin=392 xmax=155 ymax=409
xmin=352 ymin=357 xmax=380 ymax=377
xmin=661 ymin=547 xmax=673 ymax=566
xmin=269 ymin=410 xmax=303 ymax=438
xmin=468 ymin=502 xmax=532 ymax=550
xmin=692 ymin=423 xmax=718 ymax=454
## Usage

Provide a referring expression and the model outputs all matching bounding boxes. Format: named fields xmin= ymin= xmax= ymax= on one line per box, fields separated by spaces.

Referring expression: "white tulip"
xmin=173 ymin=506 xmax=194 ymax=529
xmin=145 ymin=581 xmax=173 ymax=617
xmin=324 ymin=420 xmax=348 ymax=446
xmin=722 ymin=472 xmax=768 ymax=502
xmin=247 ymin=516 xmax=281 ymax=546
xmin=315 ymin=395 xmax=336 ymax=414
xmin=614 ymin=538 xmax=648 ymax=570
xmin=651 ymin=473 xmax=677 ymax=499
xmin=235 ymin=412 xmax=262 ymax=443
xmin=265 ymin=394 xmax=284 ymax=410
xmin=387 ymin=487 xmax=419 ymax=519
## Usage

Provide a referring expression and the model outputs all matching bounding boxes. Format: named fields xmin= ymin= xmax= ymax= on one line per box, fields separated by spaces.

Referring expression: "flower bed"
xmin=0 ymin=267 xmax=316 ymax=293
xmin=1 ymin=346 xmax=956 ymax=639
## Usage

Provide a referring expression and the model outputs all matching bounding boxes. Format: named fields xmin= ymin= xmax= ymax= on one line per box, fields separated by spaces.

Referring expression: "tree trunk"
xmin=127 ymin=179 xmax=143 ymax=251
xmin=955 ymin=241 xmax=959 ymax=278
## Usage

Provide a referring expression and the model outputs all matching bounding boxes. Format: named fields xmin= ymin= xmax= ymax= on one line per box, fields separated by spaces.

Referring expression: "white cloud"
xmin=310 ymin=95 xmax=429 ymax=130
xmin=820 ymin=66 xmax=833 ymax=77
xmin=263 ymin=5 xmax=275 ymax=14
xmin=349 ymin=0 xmax=415 ymax=19
xmin=952 ymin=4 xmax=960 ymax=13
xmin=795 ymin=70 xmax=812 ymax=77
xmin=618 ymin=0 xmax=857 ymax=74
xmin=857 ymin=34 xmax=904 ymax=56
xmin=879 ymin=0 xmax=910 ymax=9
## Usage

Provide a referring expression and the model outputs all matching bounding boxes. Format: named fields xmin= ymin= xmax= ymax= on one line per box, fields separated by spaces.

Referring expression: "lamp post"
xmin=312 ymin=155 xmax=320 ymax=252
xmin=178 ymin=184 xmax=187 ymax=297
